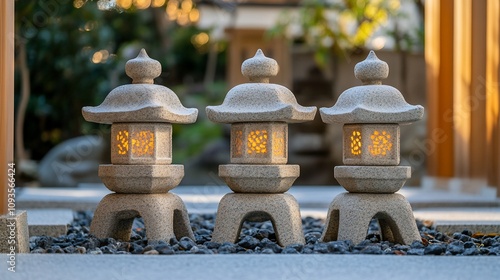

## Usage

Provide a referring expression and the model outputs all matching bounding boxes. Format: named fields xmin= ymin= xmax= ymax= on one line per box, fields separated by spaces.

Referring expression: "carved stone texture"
xmin=334 ymin=166 xmax=410 ymax=194
xmin=212 ymin=193 xmax=304 ymax=247
xmin=219 ymin=164 xmax=299 ymax=193
xmin=99 ymin=164 xmax=184 ymax=194
xmin=82 ymin=49 xmax=198 ymax=125
xmin=319 ymin=51 xmax=423 ymax=245
xmin=320 ymin=51 xmax=423 ymax=125
xmin=320 ymin=192 xmax=421 ymax=245
xmin=343 ymin=124 xmax=400 ymax=165
xmin=207 ymin=49 xmax=316 ymax=246
xmin=0 ymin=211 xmax=29 ymax=253
xmin=90 ymin=193 xmax=194 ymax=242
xmin=82 ymin=49 xmax=196 ymax=242
xmin=111 ymin=123 xmax=172 ymax=165
xmin=230 ymin=122 xmax=288 ymax=164
xmin=206 ymin=49 xmax=316 ymax=124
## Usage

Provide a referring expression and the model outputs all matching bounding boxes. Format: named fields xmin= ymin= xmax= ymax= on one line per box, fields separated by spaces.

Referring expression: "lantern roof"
xmin=206 ymin=49 xmax=316 ymax=124
xmin=320 ymin=51 xmax=424 ymax=124
xmin=82 ymin=49 xmax=198 ymax=124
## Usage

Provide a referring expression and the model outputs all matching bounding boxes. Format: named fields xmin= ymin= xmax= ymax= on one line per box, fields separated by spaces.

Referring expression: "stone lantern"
xmin=319 ymin=51 xmax=424 ymax=245
xmin=206 ymin=49 xmax=317 ymax=246
xmin=82 ymin=49 xmax=197 ymax=242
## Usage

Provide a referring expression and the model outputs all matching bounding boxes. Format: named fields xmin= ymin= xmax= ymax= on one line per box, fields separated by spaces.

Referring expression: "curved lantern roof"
xmin=82 ymin=49 xmax=198 ymax=124
xmin=206 ymin=49 xmax=317 ymax=124
xmin=320 ymin=51 xmax=424 ymax=124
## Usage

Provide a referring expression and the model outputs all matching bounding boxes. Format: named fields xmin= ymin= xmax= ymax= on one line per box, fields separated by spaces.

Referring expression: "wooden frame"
xmin=0 ymin=0 xmax=14 ymax=215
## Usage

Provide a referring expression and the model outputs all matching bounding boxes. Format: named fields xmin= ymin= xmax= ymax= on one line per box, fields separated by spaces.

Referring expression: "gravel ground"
xmin=29 ymin=211 xmax=500 ymax=256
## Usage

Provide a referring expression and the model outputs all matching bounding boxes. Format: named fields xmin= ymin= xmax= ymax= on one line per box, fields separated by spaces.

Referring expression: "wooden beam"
xmin=452 ymin=0 xmax=472 ymax=178
xmin=425 ymin=0 xmax=454 ymax=178
xmin=485 ymin=0 xmax=500 ymax=196
xmin=469 ymin=0 xmax=487 ymax=180
xmin=0 ymin=0 xmax=15 ymax=215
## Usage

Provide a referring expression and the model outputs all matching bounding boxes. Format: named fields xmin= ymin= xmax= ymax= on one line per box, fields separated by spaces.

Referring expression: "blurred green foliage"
xmin=15 ymin=0 xmax=227 ymax=163
xmin=268 ymin=0 xmax=405 ymax=66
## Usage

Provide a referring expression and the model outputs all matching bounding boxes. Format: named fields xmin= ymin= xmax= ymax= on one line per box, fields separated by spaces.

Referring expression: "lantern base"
xmin=219 ymin=164 xmax=299 ymax=193
xmin=98 ymin=164 xmax=184 ymax=194
xmin=334 ymin=165 xmax=410 ymax=193
xmin=212 ymin=193 xmax=304 ymax=247
xmin=90 ymin=193 xmax=194 ymax=242
xmin=320 ymin=192 xmax=420 ymax=245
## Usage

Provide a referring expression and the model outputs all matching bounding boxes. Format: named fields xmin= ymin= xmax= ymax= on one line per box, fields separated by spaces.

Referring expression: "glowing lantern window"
xmin=343 ymin=124 xmax=399 ymax=165
xmin=369 ymin=130 xmax=393 ymax=156
xmin=350 ymin=130 xmax=362 ymax=156
xmin=231 ymin=122 xmax=287 ymax=164
xmin=247 ymin=130 xmax=268 ymax=154
xmin=111 ymin=123 xmax=172 ymax=165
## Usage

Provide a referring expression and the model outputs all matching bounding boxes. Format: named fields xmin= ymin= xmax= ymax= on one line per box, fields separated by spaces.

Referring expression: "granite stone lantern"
xmin=82 ymin=49 xmax=197 ymax=242
xmin=206 ymin=49 xmax=317 ymax=247
xmin=320 ymin=51 xmax=424 ymax=245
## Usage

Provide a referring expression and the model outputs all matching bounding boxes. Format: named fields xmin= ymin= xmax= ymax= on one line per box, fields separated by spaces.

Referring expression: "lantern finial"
xmin=354 ymin=50 xmax=389 ymax=85
xmin=125 ymin=48 xmax=162 ymax=84
xmin=241 ymin=49 xmax=279 ymax=83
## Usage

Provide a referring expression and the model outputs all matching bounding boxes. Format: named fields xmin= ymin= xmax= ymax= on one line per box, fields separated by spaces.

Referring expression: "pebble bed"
xmin=29 ymin=211 xmax=500 ymax=256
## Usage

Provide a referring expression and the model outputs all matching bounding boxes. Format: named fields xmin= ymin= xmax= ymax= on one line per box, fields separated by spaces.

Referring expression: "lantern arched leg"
xmin=320 ymin=193 xmax=421 ymax=245
xmin=212 ymin=193 xmax=304 ymax=247
xmin=90 ymin=193 xmax=194 ymax=242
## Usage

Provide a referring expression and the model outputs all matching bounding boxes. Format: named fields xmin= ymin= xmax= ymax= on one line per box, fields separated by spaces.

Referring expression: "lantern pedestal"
xmin=219 ymin=164 xmax=299 ymax=193
xmin=320 ymin=192 xmax=421 ymax=245
xmin=212 ymin=193 xmax=304 ymax=247
xmin=90 ymin=193 xmax=193 ymax=242
xmin=334 ymin=166 xmax=410 ymax=193
xmin=98 ymin=164 xmax=184 ymax=194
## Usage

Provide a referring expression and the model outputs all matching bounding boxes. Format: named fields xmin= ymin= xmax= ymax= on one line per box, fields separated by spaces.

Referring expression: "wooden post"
xmin=0 ymin=0 xmax=14 ymax=215
xmin=485 ymin=0 xmax=500 ymax=197
xmin=425 ymin=0 xmax=455 ymax=180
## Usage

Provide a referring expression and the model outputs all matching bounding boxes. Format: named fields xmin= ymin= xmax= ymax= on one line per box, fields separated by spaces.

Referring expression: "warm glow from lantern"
xmin=115 ymin=129 xmax=155 ymax=156
xmin=230 ymin=123 xmax=287 ymax=164
xmin=350 ymin=130 xmax=362 ymax=155
xmin=343 ymin=124 xmax=399 ymax=165
xmin=369 ymin=130 xmax=392 ymax=156
xmin=116 ymin=130 xmax=129 ymax=155
xmin=272 ymin=131 xmax=285 ymax=157
xmin=247 ymin=130 xmax=268 ymax=154
xmin=131 ymin=130 xmax=155 ymax=156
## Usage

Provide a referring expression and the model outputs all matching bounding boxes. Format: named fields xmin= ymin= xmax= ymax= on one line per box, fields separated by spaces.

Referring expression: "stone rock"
xmin=237 ymin=236 xmax=260 ymax=249
xmin=424 ymin=243 xmax=446 ymax=255
xmin=38 ymin=135 xmax=106 ymax=187
xmin=0 ymin=211 xmax=30 ymax=253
